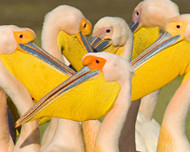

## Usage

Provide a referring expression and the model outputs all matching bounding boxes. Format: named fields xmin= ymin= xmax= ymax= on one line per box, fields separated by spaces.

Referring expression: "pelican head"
xmin=165 ymin=14 xmax=190 ymax=42
xmin=0 ymin=25 xmax=58 ymax=68
xmin=93 ymin=17 xmax=132 ymax=47
xmin=92 ymin=16 xmax=133 ymax=61
xmin=0 ymin=25 xmax=35 ymax=54
xmin=130 ymin=0 xmax=179 ymax=32
xmin=0 ymin=25 xmax=75 ymax=76
xmin=82 ymin=52 xmax=134 ymax=83
xmin=42 ymin=5 xmax=92 ymax=71
xmin=43 ymin=5 xmax=91 ymax=36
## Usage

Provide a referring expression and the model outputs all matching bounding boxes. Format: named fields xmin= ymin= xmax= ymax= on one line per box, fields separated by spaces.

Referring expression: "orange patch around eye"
xmin=80 ymin=18 xmax=92 ymax=36
xmin=13 ymin=30 xmax=35 ymax=44
xmin=165 ymin=21 xmax=187 ymax=37
xmin=82 ymin=55 xmax=107 ymax=71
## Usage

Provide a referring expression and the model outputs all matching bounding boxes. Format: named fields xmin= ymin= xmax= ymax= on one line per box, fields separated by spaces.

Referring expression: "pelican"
xmin=0 ymin=25 xmax=40 ymax=152
xmin=40 ymin=5 xmax=91 ymax=151
xmin=83 ymin=16 xmax=134 ymax=151
xmin=128 ymin=0 xmax=180 ymax=150
xmin=130 ymin=0 xmax=179 ymax=117
xmin=130 ymin=0 xmax=179 ymax=103
xmin=157 ymin=78 xmax=190 ymax=152
xmin=82 ymin=52 xmax=134 ymax=151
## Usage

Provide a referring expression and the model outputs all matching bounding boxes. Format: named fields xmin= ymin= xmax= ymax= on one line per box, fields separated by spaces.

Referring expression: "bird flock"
xmin=0 ymin=0 xmax=190 ymax=152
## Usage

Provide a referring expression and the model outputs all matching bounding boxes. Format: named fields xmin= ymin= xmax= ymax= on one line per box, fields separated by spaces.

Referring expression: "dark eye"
xmin=83 ymin=23 xmax=87 ymax=28
xmin=136 ymin=11 xmax=139 ymax=16
xmin=106 ymin=29 xmax=111 ymax=33
xmin=96 ymin=60 xmax=100 ymax=64
xmin=19 ymin=34 xmax=23 ymax=38
xmin=176 ymin=25 xmax=180 ymax=29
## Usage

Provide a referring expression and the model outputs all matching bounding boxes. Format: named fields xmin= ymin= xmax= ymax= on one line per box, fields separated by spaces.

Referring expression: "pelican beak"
xmin=13 ymin=29 xmax=75 ymax=75
xmin=18 ymin=41 xmax=75 ymax=75
xmin=131 ymin=32 xmax=181 ymax=70
xmin=76 ymin=17 xmax=94 ymax=53
xmin=76 ymin=32 xmax=94 ymax=53
xmin=89 ymin=36 xmax=111 ymax=52
xmin=15 ymin=66 xmax=100 ymax=128
xmin=129 ymin=20 xmax=142 ymax=33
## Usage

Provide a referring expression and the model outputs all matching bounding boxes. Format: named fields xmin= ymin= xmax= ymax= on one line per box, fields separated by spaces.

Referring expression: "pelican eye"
xmin=83 ymin=23 xmax=87 ymax=28
xmin=136 ymin=11 xmax=139 ymax=16
xmin=19 ymin=34 xmax=23 ymax=38
xmin=106 ymin=29 xmax=111 ymax=33
xmin=176 ymin=25 xmax=180 ymax=29
xmin=96 ymin=60 xmax=100 ymax=64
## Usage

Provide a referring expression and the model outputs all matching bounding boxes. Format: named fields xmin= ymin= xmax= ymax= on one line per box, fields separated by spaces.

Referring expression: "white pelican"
xmin=82 ymin=52 xmax=134 ymax=151
xmin=40 ymin=5 xmax=91 ymax=152
xmin=130 ymin=0 xmax=179 ymax=120
xmin=0 ymin=25 xmax=40 ymax=152
xmin=130 ymin=0 xmax=179 ymax=115
xmin=128 ymin=0 xmax=180 ymax=151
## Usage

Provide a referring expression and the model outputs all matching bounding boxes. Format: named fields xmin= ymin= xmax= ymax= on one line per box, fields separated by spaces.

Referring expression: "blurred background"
xmin=0 ymin=0 xmax=189 ymax=140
